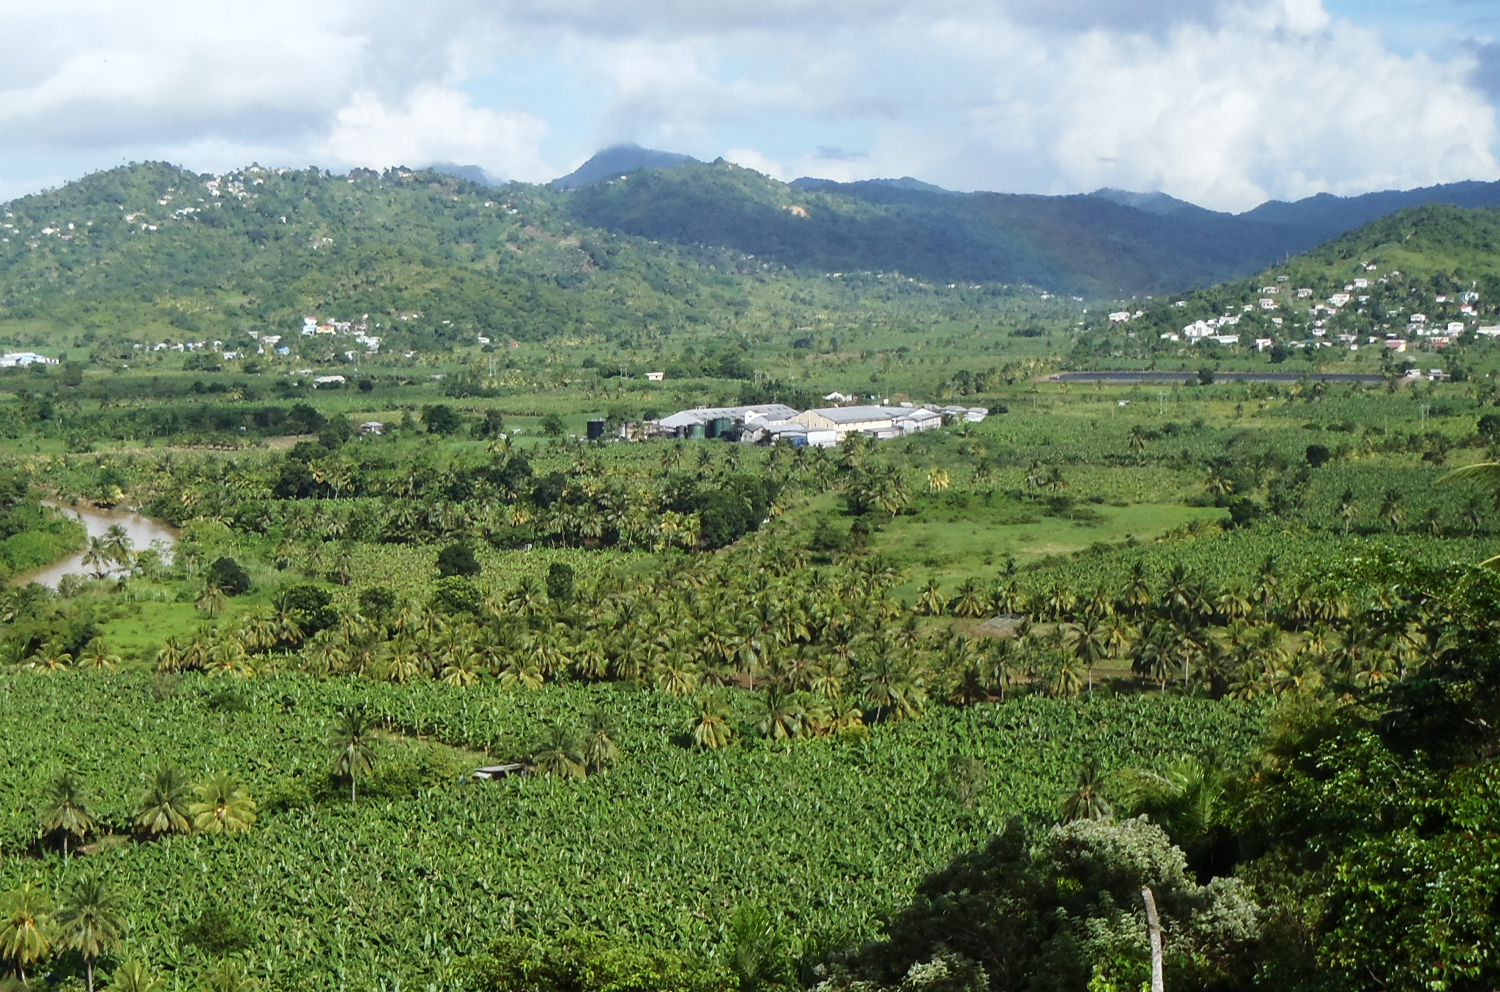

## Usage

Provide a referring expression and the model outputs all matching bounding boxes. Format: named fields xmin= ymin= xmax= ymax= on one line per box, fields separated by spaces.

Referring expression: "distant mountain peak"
xmin=790 ymin=176 xmax=955 ymax=195
xmin=428 ymin=162 xmax=507 ymax=187
xmin=1089 ymin=188 xmax=1209 ymax=217
xmin=550 ymin=144 xmax=698 ymax=190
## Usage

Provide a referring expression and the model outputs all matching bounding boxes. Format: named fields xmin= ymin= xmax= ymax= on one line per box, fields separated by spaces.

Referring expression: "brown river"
xmin=15 ymin=502 xmax=179 ymax=589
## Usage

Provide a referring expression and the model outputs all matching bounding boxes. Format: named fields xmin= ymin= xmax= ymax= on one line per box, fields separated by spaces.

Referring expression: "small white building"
xmin=0 ymin=352 xmax=57 ymax=367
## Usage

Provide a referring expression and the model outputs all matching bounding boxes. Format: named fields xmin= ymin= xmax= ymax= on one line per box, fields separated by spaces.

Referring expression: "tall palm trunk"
xmin=1142 ymin=886 xmax=1164 ymax=992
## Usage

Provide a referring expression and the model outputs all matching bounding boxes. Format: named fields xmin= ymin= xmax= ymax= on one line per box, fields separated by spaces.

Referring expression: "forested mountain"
xmin=0 ymin=161 xmax=990 ymax=351
xmin=6 ymin=156 xmax=1500 ymax=356
xmin=560 ymin=156 xmax=1500 ymax=296
xmin=1243 ymin=179 xmax=1500 ymax=239
xmin=563 ymin=160 xmax=1307 ymax=296
xmin=549 ymin=144 xmax=700 ymax=191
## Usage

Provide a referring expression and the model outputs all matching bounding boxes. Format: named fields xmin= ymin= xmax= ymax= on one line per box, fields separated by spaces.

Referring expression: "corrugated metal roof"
xmin=806 ymin=405 xmax=897 ymax=424
xmin=658 ymin=404 xmax=798 ymax=429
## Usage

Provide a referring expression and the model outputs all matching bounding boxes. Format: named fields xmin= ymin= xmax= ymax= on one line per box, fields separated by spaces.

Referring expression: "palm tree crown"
xmin=39 ymin=771 xmax=96 ymax=858
xmin=189 ymin=774 xmax=257 ymax=833
xmin=0 ymin=881 xmax=53 ymax=982
xmin=136 ymin=761 xmax=193 ymax=837
xmin=58 ymin=878 xmax=124 ymax=992
xmin=329 ymin=707 xmax=377 ymax=804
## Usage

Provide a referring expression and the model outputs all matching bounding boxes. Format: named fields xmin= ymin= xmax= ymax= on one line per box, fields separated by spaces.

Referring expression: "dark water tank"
xmin=586 ymin=419 xmax=606 ymax=441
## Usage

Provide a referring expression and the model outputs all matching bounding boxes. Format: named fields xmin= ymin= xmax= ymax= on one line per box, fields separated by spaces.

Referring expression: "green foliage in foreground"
xmin=0 ymin=671 xmax=1259 ymax=990
xmin=828 ymin=816 xmax=1259 ymax=992
xmin=0 ymin=471 xmax=83 ymax=579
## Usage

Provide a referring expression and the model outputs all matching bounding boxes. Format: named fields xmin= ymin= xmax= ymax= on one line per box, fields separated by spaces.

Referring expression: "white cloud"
xmin=967 ymin=2 xmax=1500 ymax=210
xmin=0 ymin=0 xmax=1495 ymax=211
xmin=316 ymin=85 xmax=552 ymax=181
xmin=697 ymin=0 xmax=1500 ymax=210
xmin=722 ymin=148 xmax=789 ymax=181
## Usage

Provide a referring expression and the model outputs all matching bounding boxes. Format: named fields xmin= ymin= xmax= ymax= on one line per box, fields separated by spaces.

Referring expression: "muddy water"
xmin=15 ymin=502 xmax=178 ymax=589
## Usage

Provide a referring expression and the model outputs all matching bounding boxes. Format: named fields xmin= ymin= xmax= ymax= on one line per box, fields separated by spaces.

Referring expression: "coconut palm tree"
xmin=102 ymin=524 xmax=133 ymax=569
xmin=1114 ymin=755 xmax=1232 ymax=871
xmin=916 ymin=577 xmax=947 ymax=617
xmin=28 ymin=641 xmax=75 ymax=672
xmin=753 ymin=683 xmax=805 ymax=740
xmin=195 ymin=582 xmax=228 ymax=619
xmin=153 ymin=637 xmax=184 ymax=674
xmin=531 ymin=723 xmax=586 ymax=779
xmin=582 ymin=711 xmax=620 ymax=774
xmin=1069 ymin=616 xmax=1108 ymax=695
xmin=80 ymin=535 xmax=115 ymax=578
xmin=1204 ymin=465 xmax=1235 ymax=500
xmin=58 ymin=878 xmax=124 ymax=992
xmin=0 ymin=881 xmax=52 ymax=982
xmin=691 ymin=694 xmax=736 ymax=750
xmin=39 ymin=772 xmax=96 ymax=859
xmin=949 ymin=578 xmax=986 ymax=618
xmin=1058 ymin=759 xmax=1113 ymax=823
xmin=1378 ymin=487 xmax=1406 ymax=533
xmin=136 ymin=762 xmax=192 ymax=838
xmin=329 ymin=707 xmax=377 ymax=805
xmin=189 ymin=774 xmax=257 ymax=833
xmin=78 ymin=640 xmax=121 ymax=671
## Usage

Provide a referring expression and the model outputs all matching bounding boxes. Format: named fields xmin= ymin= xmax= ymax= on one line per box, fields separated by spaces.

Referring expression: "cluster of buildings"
xmin=648 ymin=401 xmax=988 ymax=447
xmin=290 ymin=315 xmax=381 ymax=358
xmin=1145 ymin=265 xmax=1494 ymax=361
xmin=0 ymin=352 xmax=57 ymax=368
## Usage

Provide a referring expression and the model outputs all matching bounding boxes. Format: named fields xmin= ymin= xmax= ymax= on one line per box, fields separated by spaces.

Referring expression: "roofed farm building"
xmin=647 ymin=403 xmax=973 ymax=445
xmin=796 ymin=405 xmax=900 ymax=435
xmin=654 ymin=404 xmax=799 ymax=439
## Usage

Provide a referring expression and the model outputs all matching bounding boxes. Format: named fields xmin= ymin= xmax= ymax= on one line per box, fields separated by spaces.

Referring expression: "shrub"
xmin=437 ymin=542 xmax=481 ymax=578
xmin=206 ymin=556 xmax=252 ymax=596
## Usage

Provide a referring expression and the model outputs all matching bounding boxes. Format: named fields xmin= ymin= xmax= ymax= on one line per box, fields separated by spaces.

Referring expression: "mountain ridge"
xmin=549 ymin=144 xmax=699 ymax=191
xmin=5 ymin=158 xmax=1500 ymax=327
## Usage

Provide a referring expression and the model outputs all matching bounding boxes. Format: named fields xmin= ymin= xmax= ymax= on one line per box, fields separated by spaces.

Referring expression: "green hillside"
xmin=0 ymin=162 xmax=1030 ymax=358
xmin=563 ymin=160 xmax=1307 ymax=297
xmin=1074 ymin=204 xmax=1500 ymax=372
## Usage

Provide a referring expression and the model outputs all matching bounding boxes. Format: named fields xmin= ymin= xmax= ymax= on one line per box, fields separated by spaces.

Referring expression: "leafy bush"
xmin=436 ymin=542 xmax=481 ymax=578
xmin=206 ymin=556 xmax=252 ymax=596
xmin=276 ymin=584 xmax=337 ymax=635
xmin=429 ymin=576 xmax=484 ymax=617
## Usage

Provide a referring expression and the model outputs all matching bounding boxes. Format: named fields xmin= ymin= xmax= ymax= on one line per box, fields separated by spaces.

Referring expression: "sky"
xmin=1 ymin=0 xmax=1498 ymax=212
